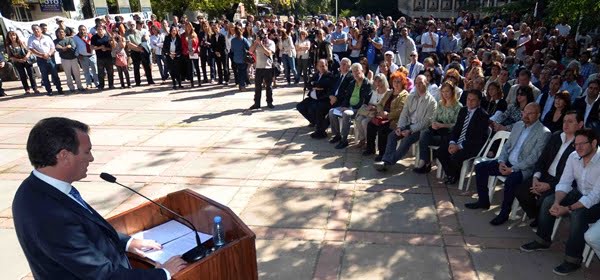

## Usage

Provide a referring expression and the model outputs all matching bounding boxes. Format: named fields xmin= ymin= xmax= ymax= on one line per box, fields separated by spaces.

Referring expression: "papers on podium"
xmin=132 ymin=220 xmax=212 ymax=264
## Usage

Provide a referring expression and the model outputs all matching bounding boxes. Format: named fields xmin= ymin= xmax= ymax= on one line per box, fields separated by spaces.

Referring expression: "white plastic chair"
xmin=553 ymin=219 xmax=597 ymax=267
xmin=465 ymin=130 xmax=511 ymax=191
xmin=428 ymin=146 xmax=442 ymax=178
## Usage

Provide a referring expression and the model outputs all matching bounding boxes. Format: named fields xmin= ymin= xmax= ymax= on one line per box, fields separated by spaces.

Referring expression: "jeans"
xmin=329 ymin=108 xmax=356 ymax=141
xmin=235 ymin=63 xmax=248 ymax=88
xmin=96 ymin=57 xmax=114 ymax=89
xmin=37 ymin=58 xmax=62 ymax=93
xmin=382 ymin=130 xmax=421 ymax=164
xmin=156 ymin=54 xmax=169 ymax=80
xmin=116 ymin=65 xmax=131 ymax=88
xmin=296 ymin=58 xmax=310 ymax=85
xmin=79 ymin=55 xmax=98 ymax=87
xmin=474 ymin=160 xmax=524 ymax=216
xmin=254 ymin=68 xmax=273 ymax=106
xmin=61 ymin=58 xmax=83 ymax=91
xmin=200 ymin=52 xmax=214 ymax=81
xmin=14 ymin=62 xmax=37 ymax=92
xmin=585 ymin=221 xmax=600 ymax=258
xmin=282 ymin=54 xmax=298 ymax=84
xmin=536 ymin=191 xmax=600 ymax=263
xmin=417 ymin=128 xmax=449 ymax=164
xmin=185 ymin=57 xmax=201 ymax=86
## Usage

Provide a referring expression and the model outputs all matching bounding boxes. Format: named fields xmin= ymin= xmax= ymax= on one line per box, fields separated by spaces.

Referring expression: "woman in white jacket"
xmin=278 ymin=29 xmax=298 ymax=86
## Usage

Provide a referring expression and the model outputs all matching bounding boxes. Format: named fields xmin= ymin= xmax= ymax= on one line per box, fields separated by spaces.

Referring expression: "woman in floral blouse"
xmin=491 ymin=86 xmax=534 ymax=132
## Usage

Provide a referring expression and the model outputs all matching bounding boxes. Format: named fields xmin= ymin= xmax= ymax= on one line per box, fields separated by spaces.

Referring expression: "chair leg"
xmin=551 ymin=217 xmax=562 ymax=241
xmin=436 ymin=159 xmax=443 ymax=179
xmin=458 ymin=161 xmax=470 ymax=191
xmin=487 ymin=176 xmax=498 ymax=203
xmin=413 ymin=143 xmax=420 ymax=167
xmin=585 ymin=244 xmax=595 ymax=268
xmin=509 ymin=200 xmax=521 ymax=220
xmin=465 ymin=162 xmax=476 ymax=192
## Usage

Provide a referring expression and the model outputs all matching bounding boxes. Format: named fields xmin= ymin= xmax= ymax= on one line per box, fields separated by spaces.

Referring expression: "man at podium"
xmin=12 ymin=117 xmax=187 ymax=279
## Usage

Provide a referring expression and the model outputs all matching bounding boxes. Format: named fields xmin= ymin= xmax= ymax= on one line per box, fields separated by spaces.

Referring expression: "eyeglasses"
xmin=410 ymin=54 xmax=416 ymax=57
xmin=573 ymin=141 xmax=590 ymax=148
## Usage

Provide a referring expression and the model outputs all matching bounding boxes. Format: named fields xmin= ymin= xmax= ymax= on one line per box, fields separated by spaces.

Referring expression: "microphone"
xmin=100 ymin=172 xmax=207 ymax=263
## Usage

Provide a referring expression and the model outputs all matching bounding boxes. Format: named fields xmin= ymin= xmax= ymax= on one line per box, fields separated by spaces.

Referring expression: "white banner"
xmin=0 ymin=12 xmax=153 ymax=42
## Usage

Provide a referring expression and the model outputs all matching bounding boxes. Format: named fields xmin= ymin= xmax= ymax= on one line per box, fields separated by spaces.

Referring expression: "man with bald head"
xmin=466 ymin=103 xmax=551 ymax=226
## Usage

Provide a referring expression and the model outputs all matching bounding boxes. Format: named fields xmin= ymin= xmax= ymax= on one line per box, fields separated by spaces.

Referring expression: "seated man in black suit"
xmin=12 ymin=117 xmax=186 ymax=279
xmin=515 ymin=110 xmax=583 ymax=227
xmin=572 ymin=79 xmax=600 ymax=134
xmin=435 ymin=90 xmax=489 ymax=185
xmin=296 ymin=59 xmax=335 ymax=138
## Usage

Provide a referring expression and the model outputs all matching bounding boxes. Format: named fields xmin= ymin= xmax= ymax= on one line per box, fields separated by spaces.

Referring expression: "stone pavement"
xmin=1 ymin=73 xmax=599 ymax=280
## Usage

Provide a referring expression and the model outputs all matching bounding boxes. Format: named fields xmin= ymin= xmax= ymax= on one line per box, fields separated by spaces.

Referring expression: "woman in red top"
xmin=181 ymin=22 xmax=202 ymax=87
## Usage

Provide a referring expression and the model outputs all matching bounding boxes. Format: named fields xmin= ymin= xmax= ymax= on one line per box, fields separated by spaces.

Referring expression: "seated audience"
xmin=364 ymin=72 xmax=409 ymax=160
xmin=541 ymin=90 xmax=571 ymax=133
xmin=491 ymin=86 xmax=535 ymax=132
xmin=297 ymin=59 xmax=334 ymax=139
xmin=515 ymin=110 xmax=582 ymax=227
xmin=465 ymin=103 xmax=551 ymax=226
xmin=572 ymin=79 xmax=600 ymax=133
xmin=414 ymin=81 xmax=462 ymax=173
xmin=520 ymin=129 xmax=600 ymax=276
xmin=355 ymin=73 xmax=389 ymax=149
xmin=374 ymin=75 xmax=437 ymax=171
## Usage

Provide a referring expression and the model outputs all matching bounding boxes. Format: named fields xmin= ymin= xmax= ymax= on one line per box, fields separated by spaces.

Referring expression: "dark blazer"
xmin=450 ymin=107 xmax=490 ymax=155
xmin=306 ymin=71 xmax=334 ymax=101
xmin=162 ymin=35 xmax=183 ymax=58
xmin=572 ymin=96 xmax=600 ymax=132
xmin=329 ymin=72 xmax=354 ymax=107
xmin=210 ymin=33 xmax=227 ymax=57
xmin=534 ymin=131 xmax=575 ymax=187
xmin=340 ymin=78 xmax=372 ymax=109
xmin=542 ymin=108 xmax=566 ymax=133
xmin=12 ymin=174 xmax=166 ymax=280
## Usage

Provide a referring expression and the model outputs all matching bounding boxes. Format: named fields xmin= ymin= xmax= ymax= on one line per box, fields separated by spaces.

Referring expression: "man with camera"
xmin=363 ymin=27 xmax=383 ymax=73
xmin=248 ymin=32 xmax=276 ymax=110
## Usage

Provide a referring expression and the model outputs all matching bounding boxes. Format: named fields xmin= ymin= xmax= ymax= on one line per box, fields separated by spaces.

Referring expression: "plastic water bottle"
xmin=212 ymin=216 xmax=226 ymax=248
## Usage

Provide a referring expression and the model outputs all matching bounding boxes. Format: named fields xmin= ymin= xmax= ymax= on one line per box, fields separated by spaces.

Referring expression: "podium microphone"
xmin=100 ymin=172 xmax=207 ymax=263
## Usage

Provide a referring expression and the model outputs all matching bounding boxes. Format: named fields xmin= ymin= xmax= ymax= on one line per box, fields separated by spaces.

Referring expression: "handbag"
xmin=357 ymin=104 xmax=377 ymax=118
xmin=115 ymin=51 xmax=127 ymax=67
xmin=370 ymin=116 xmax=389 ymax=126
xmin=244 ymin=51 xmax=256 ymax=64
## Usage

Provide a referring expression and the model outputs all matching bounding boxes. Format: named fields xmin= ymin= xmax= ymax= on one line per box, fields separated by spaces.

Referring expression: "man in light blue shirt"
xmin=439 ymin=26 xmax=461 ymax=65
xmin=330 ymin=24 xmax=348 ymax=61
xmin=465 ymin=103 xmax=551 ymax=226
xmin=560 ymin=68 xmax=583 ymax=102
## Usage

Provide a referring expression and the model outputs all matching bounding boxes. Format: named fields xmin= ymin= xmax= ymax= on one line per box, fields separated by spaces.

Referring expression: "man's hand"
xmin=329 ymin=95 xmax=337 ymax=105
xmin=0 ymin=61 xmax=5 ymax=68
xmin=498 ymin=162 xmax=513 ymax=176
xmin=431 ymin=122 xmax=440 ymax=130
xmin=549 ymin=203 xmax=569 ymax=217
xmin=158 ymin=256 xmax=187 ymax=276
xmin=531 ymin=181 xmax=551 ymax=195
xmin=448 ymin=143 xmax=460 ymax=154
xmin=401 ymin=130 xmax=411 ymax=137
xmin=394 ymin=127 xmax=403 ymax=136
xmin=127 ymin=238 xmax=162 ymax=258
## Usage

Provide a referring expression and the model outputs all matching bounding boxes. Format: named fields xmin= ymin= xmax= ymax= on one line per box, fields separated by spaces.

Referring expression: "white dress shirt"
xmin=27 ymin=35 xmax=55 ymax=57
xmin=534 ymin=132 xmax=574 ymax=178
xmin=31 ymin=170 xmax=171 ymax=278
xmin=420 ymin=32 xmax=439 ymax=53
xmin=508 ymin=125 xmax=532 ymax=164
xmin=556 ymin=150 xmax=600 ymax=208
xmin=536 ymin=93 xmax=555 ymax=120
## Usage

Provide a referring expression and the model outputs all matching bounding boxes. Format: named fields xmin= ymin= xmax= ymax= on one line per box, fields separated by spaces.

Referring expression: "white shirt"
xmin=420 ymin=32 xmax=439 ymax=53
xmin=28 ymin=35 xmax=55 ymax=57
xmin=310 ymin=74 xmax=323 ymax=99
xmin=556 ymin=150 xmax=600 ymax=208
xmin=508 ymin=124 xmax=532 ymax=164
xmin=534 ymin=133 xmax=574 ymax=178
xmin=30 ymin=170 xmax=172 ymax=278
xmin=585 ymin=95 xmax=599 ymax=123
xmin=149 ymin=34 xmax=165 ymax=55
xmin=536 ymin=93 xmax=555 ymax=120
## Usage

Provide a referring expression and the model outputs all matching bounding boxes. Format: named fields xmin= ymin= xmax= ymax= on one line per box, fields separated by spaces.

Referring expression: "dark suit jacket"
xmin=12 ymin=174 xmax=166 ymax=280
xmin=573 ymin=96 xmax=600 ymax=133
xmin=534 ymin=131 xmax=576 ymax=187
xmin=162 ymin=35 xmax=183 ymax=58
xmin=209 ymin=33 xmax=226 ymax=56
xmin=340 ymin=79 xmax=372 ymax=109
xmin=450 ymin=107 xmax=490 ymax=156
xmin=306 ymin=71 xmax=334 ymax=101
xmin=329 ymin=72 xmax=354 ymax=107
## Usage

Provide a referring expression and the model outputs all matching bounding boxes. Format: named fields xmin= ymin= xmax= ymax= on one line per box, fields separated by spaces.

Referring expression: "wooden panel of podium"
xmin=107 ymin=189 xmax=258 ymax=280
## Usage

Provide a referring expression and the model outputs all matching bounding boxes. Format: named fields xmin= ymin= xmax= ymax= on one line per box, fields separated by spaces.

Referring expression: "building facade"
xmin=398 ymin=0 xmax=513 ymax=18
xmin=8 ymin=0 xmax=152 ymax=21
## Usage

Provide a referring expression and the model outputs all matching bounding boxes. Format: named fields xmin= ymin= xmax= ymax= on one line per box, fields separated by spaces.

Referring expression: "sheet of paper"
xmin=332 ymin=108 xmax=342 ymax=117
xmin=131 ymin=220 xmax=191 ymax=245
xmin=144 ymin=231 xmax=213 ymax=264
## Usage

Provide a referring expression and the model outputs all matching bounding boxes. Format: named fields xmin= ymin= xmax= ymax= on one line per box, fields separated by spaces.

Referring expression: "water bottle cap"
xmin=214 ymin=216 xmax=222 ymax=223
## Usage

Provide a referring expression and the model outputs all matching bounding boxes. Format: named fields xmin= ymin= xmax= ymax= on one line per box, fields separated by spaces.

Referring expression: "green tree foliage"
xmin=150 ymin=0 xmax=256 ymax=20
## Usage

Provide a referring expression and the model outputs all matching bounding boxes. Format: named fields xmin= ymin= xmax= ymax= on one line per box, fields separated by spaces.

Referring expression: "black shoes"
xmin=310 ymin=132 xmax=327 ymax=139
xmin=329 ymin=135 xmax=342 ymax=143
xmin=374 ymin=161 xmax=391 ymax=172
xmin=519 ymin=241 xmax=550 ymax=252
xmin=464 ymin=202 xmax=490 ymax=210
xmin=248 ymin=104 xmax=260 ymax=110
xmin=267 ymin=103 xmax=275 ymax=109
xmin=553 ymin=261 xmax=581 ymax=276
xmin=362 ymin=150 xmax=375 ymax=156
xmin=413 ymin=163 xmax=432 ymax=174
xmin=444 ymin=176 xmax=458 ymax=185
xmin=489 ymin=214 xmax=509 ymax=226
xmin=335 ymin=140 xmax=349 ymax=149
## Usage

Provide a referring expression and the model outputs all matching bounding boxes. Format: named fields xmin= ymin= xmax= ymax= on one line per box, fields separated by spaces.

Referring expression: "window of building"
xmin=13 ymin=6 xmax=34 ymax=22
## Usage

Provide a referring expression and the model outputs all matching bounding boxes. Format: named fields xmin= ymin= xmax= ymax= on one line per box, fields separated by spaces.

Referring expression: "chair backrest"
xmin=476 ymin=127 xmax=494 ymax=158
xmin=480 ymin=130 xmax=511 ymax=160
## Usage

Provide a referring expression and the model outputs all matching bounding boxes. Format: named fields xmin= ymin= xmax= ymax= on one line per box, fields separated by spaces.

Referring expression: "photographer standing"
xmin=312 ymin=29 xmax=333 ymax=69
xmin=248 ymin=32 xmax=276 ymax=110
xmin=364 ymin=27 xmax=383 ymax=73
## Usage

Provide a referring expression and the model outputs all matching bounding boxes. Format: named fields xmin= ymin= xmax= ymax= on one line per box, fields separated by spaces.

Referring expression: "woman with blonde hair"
xmin=200 ymin=21 xmax=215 ymax=83
xmin=355 ymin=73 xmax=390 ymax=148
xmin=414 ymin=80 xmax=462 ymax=173
xmin=278 ymin=28 xmax=298 ymax=86
xmin=364 ymin=71 xmax=409 ymax=159
xmin=181 ymin=22 xmax=202 ymax=87
xmin=295 ymin=29 xmax=311 ymax=86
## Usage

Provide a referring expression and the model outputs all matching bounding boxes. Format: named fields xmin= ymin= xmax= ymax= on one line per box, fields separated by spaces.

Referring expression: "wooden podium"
xmin=107 ymin=189 xmax=258 ymax=280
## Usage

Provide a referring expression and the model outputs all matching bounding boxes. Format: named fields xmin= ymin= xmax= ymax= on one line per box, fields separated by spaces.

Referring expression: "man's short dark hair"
xmin=519 ymin=69 xmax=532 ymax=78
xmin=40 ymin=23 xmax=47 ymax=28
xmin=575 ymin=128 xmax=598 ymax=145
xmin=26 ymin=117 xmax=90 ymax=169
xmin=467 ymin=89 xmax=483 ymax=101
xmin=565 ymin=110 xmax=584 ymax=123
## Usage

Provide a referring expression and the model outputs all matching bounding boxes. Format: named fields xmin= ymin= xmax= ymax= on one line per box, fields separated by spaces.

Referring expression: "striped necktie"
xmin=69 ymin=186 xmax=90 ymax=211
xmin=458 ymin=111 xmax=472 ymax=145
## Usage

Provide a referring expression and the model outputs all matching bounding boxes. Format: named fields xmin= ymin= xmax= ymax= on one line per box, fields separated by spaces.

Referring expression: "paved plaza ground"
xmin=1 ymin=71 xmax=599 ymax=279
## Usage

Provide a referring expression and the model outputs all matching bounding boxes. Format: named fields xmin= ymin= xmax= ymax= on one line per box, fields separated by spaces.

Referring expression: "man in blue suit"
xmin=12 ymin=117 xmax=187 ymax=279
